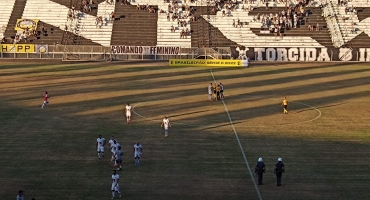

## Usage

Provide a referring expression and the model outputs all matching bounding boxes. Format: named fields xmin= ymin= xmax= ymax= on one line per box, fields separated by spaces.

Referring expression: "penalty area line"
xmin=210 ymin=70 xmax=263 ymax=200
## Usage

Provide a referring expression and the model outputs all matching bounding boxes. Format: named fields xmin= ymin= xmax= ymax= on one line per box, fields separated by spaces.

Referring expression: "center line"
xmin=210 ymin=70 xmax=263 ymax=200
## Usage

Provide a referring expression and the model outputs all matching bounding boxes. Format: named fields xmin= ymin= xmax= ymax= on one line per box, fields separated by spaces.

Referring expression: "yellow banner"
xmin=169 ymin=59 xmax=247 ymax=67
xmin=15 ymin=19 xmax=39 ymax=31
xmin=0 ymin=44 xmax=35 ymax=53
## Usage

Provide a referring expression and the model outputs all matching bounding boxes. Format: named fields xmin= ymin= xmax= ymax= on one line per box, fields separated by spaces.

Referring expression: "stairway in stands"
xmin=0 ymin=0 xmax=16 ymax=40
xmin=3 ymin=0 xmax=27 ymax=42
xmin=110 ymin=4 xmax=158 ymax=46
xmin=77 ymin=1 xmax=115 ymax=46
xmin=190 ymin=6 xmax=237 ymax=48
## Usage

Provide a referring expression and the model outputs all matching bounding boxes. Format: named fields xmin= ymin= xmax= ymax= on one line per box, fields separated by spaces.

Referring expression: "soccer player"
xmin=109 ymin=136 xmax=116 ymax=161
xmin=16 ymin=190 xmax=24 ymax=200
xmin=281 ymin=97 xmax=289 ymax=114
xmin=96 ymin=134 xmax=106 ymax=159
xmin=125 ymin=103 xmax=132 ymax=124
xmin=216 ymin=84 xmax=221 ymax=100
xmin=213 ymin=83 xmax=217 ymax=100
xmin=219 ymin=82 xmax=224 ymax=99
xmin=208 ymin=83 xmax=213 ymax=101
xmin=111 ymin=170 xmax=121 ymax=199
xmin=114 ymin=146 xmax=123 ymax=171
xmin=111 ymin=140 xmax=120 ymax=162
xmin=161 ymin=116 xmax=171 ymax=137
xmin=133 ymin=142 xmax=142 ymax=166
xmin=41 ymin=91 xmax=49 ymax=109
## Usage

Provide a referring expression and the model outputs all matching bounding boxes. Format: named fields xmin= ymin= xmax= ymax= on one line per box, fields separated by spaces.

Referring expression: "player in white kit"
xmin=96 ymin=134 xmax=106 ymax=159
xmin=208 ymin=83 xmax=213 ymax=101
xmin=161 ymin=116 xmax=171 ymax=137
xmin=111 ymin=170 xmax=121 ymax=199
xmin=133 ymin=142 xmax=142 ymax=166
xmin=109 ymin=136 xmax=116 ymax=161
xmin=111 ymin=140 xmax=120 ymax=162
xmin=125 ymin=103 xmax=132 ymax=124
xmin=114 ymin=146 xmax=123 ymax=171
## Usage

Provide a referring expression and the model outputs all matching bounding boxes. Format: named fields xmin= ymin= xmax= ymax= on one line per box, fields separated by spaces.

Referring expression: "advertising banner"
xmin=15 ymin=19 xmax=39 ymax=31
xmin=35 ymin=44 xmax=49 ymax=54
xmin=0 ymin=44 xmax=35 ymax=53
xmin=169 ymin=59 xmax=248 ymax=67
xmin=111 ymin=46 xmax=181 ymax=55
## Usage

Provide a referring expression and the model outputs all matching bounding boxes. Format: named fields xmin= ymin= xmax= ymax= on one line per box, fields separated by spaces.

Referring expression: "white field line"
xmin=210 ymin=70 xmax=263 ymax=200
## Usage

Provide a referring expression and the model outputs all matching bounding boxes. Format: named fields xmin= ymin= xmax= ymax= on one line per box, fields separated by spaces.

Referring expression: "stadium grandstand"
xmin=0 ymin=0 xmax=370 ymax=61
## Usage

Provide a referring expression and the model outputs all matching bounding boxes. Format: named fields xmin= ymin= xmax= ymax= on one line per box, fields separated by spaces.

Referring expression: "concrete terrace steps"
xmin=76 ymin=1 xmax=115 ymax=46
xmin=110 ymin=4 xmax=158 ymax=46
xmin=50 ymin=0 xmax=107 ymax=17
xmin=3 ymin=0 xmax=27 ymax=41
xmin=247 ymin=7 xmax=333 ymax=46
xmin=0 ymin=0 xmax=16 ymax=39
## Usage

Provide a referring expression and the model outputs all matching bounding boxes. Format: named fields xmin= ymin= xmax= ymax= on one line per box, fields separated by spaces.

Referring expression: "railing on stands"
xmin=0 ymin=45 xmax=367 ymax=61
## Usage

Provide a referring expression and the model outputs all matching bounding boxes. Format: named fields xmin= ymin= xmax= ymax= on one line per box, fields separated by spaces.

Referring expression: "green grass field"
xmin=0 ymin=61 xmax=369 ymax=200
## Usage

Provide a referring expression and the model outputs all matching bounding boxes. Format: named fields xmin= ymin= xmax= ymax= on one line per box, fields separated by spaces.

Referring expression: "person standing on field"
xmin=96 ymin=134 xmax=106 ymax=159
xmin=125 ymin=103 xmax=132 ymax=124
xmin=114 ymin=146 xmax=123 ymax=171
xmin=213 ymin=83 xmax=217 ymax=100
xmin=219 ymin=82 xmax=224 ymax=99
xmin=216 ymin=84 xmax=221 ymax=100
xmin=208 ymin=83 xmax=213 ymax=101
xmin=111 ymin=170 xmax=121 ymax=199
xmin=109 ymin=136 xmax=116 ymax=161
xmin=133 ymin=142 xmax=142 ymax=166
xmin=281 ymin=97 xmax=289 ymax=114
xmin=255 ymin=157 xmax=266 ymax=185
xmin=16 ymin=190 xmax=24 ymax=200
xmin=274 ymin=157 xmax=285 ymax=186
xmin=161 ymin=116 xmax=171 ymax=137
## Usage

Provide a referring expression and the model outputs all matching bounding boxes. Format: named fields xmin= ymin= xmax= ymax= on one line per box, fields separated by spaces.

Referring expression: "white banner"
xmin=111 ymin=46 xmax=181 ymax=55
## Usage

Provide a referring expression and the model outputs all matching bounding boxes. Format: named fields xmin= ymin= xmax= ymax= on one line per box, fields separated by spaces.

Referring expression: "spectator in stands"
xmin=185 ymin=28 xmax=190 ymax=37
xmin=68 ymin=9 xmax=73 ymax=21
xmin=32 ymin=30 xmax=38 ymax=39
xmin=171 ymin=25 xmax=175 ymax=32
xmin=316 ymin=23 xmax=320 ymax=31
xmin=308 ymin=24 xmax=313 ymax=31
xmin=351 ymin=21 xmax=356 ymax=33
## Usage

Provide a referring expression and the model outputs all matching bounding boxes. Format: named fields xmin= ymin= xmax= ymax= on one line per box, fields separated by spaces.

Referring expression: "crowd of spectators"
xmin=162 ymin=0 xmax=198 ymax=38
xmin=11 ymin=24 xmax=46 ymax=44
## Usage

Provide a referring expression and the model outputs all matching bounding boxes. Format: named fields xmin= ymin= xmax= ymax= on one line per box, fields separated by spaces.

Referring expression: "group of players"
xmin=95 ymin=103 xmax=172 ymax=199
xmin=208 ymin=82 xmax=224 ymax=101
xmin=96 ymin=133 xmax=143 ymax=199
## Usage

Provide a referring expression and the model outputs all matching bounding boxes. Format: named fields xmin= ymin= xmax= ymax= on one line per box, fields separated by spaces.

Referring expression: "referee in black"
xmin=255 ymin=157 xmax=266 ymax=185
xmin=274 ymin=157 xmax=285 ymax=187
